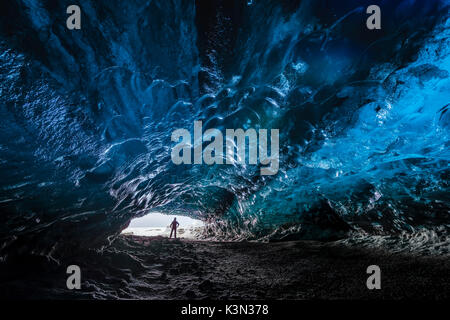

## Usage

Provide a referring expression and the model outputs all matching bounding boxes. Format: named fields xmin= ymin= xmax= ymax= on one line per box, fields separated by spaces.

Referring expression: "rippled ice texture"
xmin=0 ymin=0 xmax=449 ymax=257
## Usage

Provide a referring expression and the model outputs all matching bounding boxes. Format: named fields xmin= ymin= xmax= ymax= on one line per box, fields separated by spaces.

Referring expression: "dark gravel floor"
xmin=1 ymin=235 xmax=449 ymax=299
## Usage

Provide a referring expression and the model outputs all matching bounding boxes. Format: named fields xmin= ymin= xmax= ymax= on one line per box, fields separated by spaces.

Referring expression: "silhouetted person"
xmin=169 ymin=217 xmax=180 ymax=239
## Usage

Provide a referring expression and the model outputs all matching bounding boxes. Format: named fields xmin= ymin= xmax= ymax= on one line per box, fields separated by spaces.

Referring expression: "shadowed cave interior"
xmin=0 ymin=0 xmax=449 ymax=299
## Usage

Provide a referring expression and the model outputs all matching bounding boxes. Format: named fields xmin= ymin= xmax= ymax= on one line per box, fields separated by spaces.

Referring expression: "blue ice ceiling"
xmin=0 ymin=0 xmax=449 ymax=254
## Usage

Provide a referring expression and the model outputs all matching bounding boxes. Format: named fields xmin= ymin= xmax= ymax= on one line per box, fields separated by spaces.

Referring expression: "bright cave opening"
xmin=121 ymin=212 xmax=205 ymax=239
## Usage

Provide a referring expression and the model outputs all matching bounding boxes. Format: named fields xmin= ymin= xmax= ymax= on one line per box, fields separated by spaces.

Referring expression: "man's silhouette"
xmin=169 ymin=217 xmax=180 ymax=239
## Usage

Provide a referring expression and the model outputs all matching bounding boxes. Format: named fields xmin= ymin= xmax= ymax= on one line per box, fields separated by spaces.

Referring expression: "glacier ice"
xmin=0 ymin=0 xmax=449 ymax=258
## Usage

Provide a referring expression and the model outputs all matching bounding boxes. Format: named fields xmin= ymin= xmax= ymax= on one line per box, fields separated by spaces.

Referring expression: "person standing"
xmin=169 ymin=217 xmax=180 ymax=239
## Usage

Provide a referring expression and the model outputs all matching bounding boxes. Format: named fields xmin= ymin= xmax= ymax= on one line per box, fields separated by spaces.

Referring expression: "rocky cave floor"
xmin=1 ymin=235 xmax=449 ymax=299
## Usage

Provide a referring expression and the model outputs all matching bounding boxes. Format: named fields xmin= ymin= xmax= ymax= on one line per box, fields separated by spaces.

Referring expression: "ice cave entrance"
xmin=121 ymin=212 xmax=204 ymax=239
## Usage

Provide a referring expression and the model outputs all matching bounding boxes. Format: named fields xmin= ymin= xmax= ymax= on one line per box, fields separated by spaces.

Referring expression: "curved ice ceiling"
xmin=0 ymin=0 xmax=449 ymax=256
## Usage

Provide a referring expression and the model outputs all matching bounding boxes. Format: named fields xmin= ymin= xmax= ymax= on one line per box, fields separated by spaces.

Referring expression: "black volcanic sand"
xmin=0 ymin=235 xmax=449 ymax=299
